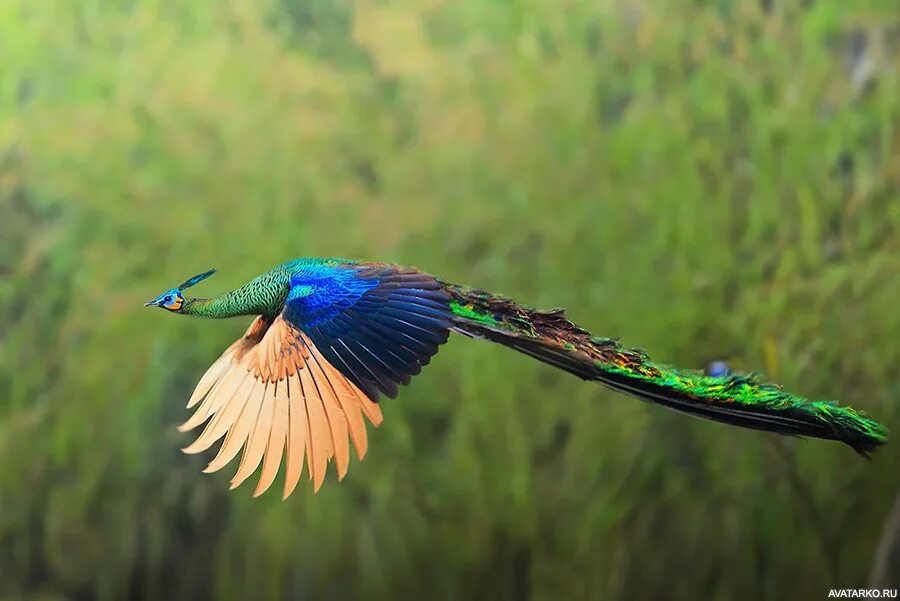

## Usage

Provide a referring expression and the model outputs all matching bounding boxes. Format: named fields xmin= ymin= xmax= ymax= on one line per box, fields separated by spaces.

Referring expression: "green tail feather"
xmin=443 ymin=283 xmax=887 ymax=456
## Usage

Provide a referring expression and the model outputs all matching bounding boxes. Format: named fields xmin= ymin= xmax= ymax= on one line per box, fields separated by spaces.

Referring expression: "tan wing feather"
xmin=333 ymin=382 xmax=369 ymax=461
xmin=283 ymin=373 xmax=308 ymax=499
xmin=183 ymin=374 xmax=255 ymax=454
xmin=203 ymin=380 xmax=265 ymax=473
xmin=178 ymin=317 xmax=268 ymax=431
xmin=297 ymin=364 xmax=331 ymax=492
xmin=179 ymin=364 xmax=249 ymax=433
xmin=186 ymin=352 xmax=232 ymax=409
xmin=307 ymin=342 xmax=384 ymax=427
xmin=253 ymin=380 xmax=289 ymax=497
xmin=231 ymin=382 xmax=276 ymax=490
xmin=303 ymin=348 xmax=351 ymax=480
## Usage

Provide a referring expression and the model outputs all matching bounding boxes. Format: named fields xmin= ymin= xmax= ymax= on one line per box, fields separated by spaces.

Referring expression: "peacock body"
xmin=144 ymin=257 xmax=887 ymax=498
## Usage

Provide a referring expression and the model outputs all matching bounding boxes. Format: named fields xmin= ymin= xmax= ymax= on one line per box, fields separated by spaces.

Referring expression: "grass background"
xmin=1 ymin=0 xmax=899 ymax=599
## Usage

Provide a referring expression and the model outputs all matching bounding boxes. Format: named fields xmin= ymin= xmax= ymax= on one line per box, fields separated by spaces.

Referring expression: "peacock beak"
xmin=144 ymin=299 xmax=159 ymax=307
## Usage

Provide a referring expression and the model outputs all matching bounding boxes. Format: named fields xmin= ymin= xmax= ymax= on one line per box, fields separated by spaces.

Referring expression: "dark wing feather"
xmin=283 ymin=263 xmax=453 ymax=400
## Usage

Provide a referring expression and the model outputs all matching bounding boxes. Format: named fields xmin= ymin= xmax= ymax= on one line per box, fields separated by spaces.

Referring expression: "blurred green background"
xmin=2 ymin=0 xmax=899 ymax=599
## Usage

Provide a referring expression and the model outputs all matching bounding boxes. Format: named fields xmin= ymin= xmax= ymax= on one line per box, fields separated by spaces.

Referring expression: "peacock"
xmin=144 ymin=258 xmax=887 ymax=498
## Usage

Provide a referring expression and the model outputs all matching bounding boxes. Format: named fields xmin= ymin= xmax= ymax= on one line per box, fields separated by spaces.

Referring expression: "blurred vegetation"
xmin=1 ymin=0 xmax=899 ymax=599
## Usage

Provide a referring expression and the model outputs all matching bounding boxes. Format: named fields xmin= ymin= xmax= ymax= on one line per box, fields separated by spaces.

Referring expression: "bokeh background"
xmin=2 ymin=1 xmax=900 ymax=599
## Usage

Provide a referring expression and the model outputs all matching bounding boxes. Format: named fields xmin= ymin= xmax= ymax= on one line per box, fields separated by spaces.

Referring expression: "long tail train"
xmin=443 ymin=283 xmax=887 ymax=455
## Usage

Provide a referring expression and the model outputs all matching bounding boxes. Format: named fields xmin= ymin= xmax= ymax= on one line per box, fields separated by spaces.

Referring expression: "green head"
xmin=144 ymin=268 xmax=216 ymax=313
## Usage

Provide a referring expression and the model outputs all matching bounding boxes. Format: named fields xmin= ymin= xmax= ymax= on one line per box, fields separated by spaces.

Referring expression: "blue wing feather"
xmin=347 ymin=308 xmax=437 ymax=357
xmin=283 ymin=262 xmax=452 ymax=400
xmin=346 ymin=310 xmax=432 ymax=365
xmin=330 ymin=313 xmax=415 ymax=379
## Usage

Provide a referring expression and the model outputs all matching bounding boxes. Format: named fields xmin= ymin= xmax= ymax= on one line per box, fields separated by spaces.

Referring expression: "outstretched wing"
xmin=179 ymin=263 xmax=453 ymax=497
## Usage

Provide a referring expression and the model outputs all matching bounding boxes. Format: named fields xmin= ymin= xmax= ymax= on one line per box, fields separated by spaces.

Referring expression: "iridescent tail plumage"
xmin=444 ymin=283 xmax=887 ymax=456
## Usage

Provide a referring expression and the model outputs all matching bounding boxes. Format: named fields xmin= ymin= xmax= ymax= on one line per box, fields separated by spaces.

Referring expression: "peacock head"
xmin=144 ymin=268 xmax=216 ymax=312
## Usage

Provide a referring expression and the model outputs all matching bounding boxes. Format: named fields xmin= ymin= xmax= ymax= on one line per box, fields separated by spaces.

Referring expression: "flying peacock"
xmin=144 ymin=258 xmax=887 ymax=498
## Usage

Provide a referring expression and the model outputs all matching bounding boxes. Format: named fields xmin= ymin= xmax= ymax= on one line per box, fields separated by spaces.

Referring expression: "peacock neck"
xmin=180 ymin=271 xmax=290 ymax=319
xmin=181 ymin=296 xmax=251 ymax=318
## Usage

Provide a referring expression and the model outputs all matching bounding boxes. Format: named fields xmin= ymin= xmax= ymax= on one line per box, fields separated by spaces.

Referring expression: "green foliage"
xmin=1 ymin=0 xmax=899 ymax=599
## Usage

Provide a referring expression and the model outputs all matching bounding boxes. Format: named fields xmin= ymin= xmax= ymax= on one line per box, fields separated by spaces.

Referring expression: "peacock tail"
xmin=145 ymin=258 xmax=887 ymax=498
xmin=443 ymin=284 xmax=887 ymax=456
